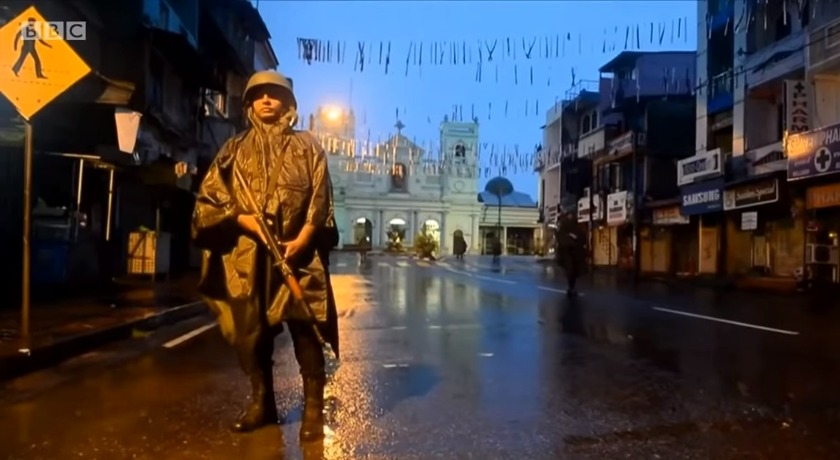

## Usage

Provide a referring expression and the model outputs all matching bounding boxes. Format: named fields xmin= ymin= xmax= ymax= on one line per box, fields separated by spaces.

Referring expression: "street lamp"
xmin=485 ymin=177 xmax=514 ymax=259
xmin=324 ymin=106 xmax=342 ymax=121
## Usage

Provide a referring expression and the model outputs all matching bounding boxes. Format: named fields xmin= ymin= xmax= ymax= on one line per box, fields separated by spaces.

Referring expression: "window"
xmin=454 ymin=143 xmax=466 ymax=164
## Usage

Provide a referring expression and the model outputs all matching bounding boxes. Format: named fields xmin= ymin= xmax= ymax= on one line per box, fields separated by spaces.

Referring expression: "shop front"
xmin=787 ymin=121 xmax=840 ymax=284
xmin=680 ymin=178 xmax=725 ymax=275
xmin=641 ymin=204 xmax=691 ymax=274
xmin=803 ymin=183 xmax=840 ymax=283
xmin=578 ymin=194 xmax=611 ymax=266
xmin=606 ymin=190 xmax=634 ymax=269
xmin=722 ymin=177 xmax=803 ymax=278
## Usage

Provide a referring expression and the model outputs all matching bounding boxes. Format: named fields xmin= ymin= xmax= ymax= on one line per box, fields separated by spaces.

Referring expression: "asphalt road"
xmin=2 ymin=254 xmax=840 ymax=459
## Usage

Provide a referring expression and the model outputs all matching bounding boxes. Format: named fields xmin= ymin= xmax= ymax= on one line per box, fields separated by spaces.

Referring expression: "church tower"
xmin=439 ymin=118 xmax=479 ymax=200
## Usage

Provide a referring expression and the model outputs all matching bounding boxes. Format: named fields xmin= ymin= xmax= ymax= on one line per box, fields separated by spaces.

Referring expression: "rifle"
xmin=232 ymin=167 xmax=335 ymax=358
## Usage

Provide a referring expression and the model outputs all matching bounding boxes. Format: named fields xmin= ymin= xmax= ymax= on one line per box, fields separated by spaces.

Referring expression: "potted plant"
xmin=414 ymin=227 xmax=439 ymax=260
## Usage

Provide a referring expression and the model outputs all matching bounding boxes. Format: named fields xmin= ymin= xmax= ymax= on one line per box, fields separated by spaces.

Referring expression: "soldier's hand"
xmin=237 ymin=214 xmax=267 ymax=245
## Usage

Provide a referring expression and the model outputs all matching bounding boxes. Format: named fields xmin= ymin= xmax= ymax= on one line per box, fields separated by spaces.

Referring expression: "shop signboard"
xmin=677 ymin=149 xmax=722 ymax=186
xmin=787 ymin=121 xmax=840 ymax=180
xmin=606 ymin=191 xmax=628 ymax=226
xmin=652 ymin=206 xmax=689 ymax=225
xmin=680 ymin=178 xmax=724 ymax=215
xmin=577 ymin=195 xmax=604 ymax=223
xmin=723 ymin=178 xmax=779 ymax=210
xmin=806 ymin=182 xmax=840 ymax=210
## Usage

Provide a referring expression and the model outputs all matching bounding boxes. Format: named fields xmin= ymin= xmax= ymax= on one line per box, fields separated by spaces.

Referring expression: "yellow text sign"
xmin=0 ymin=6 xmax=91 ymax=120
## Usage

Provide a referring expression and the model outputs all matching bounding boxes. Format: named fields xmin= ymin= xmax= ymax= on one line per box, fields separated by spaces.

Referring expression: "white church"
xmin=311 ymin=107 xmax=483 ymax=254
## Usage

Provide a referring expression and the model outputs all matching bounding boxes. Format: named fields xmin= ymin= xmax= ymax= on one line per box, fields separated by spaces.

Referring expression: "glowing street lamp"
xmin=324 ymin=106 xmax=342 ymax=121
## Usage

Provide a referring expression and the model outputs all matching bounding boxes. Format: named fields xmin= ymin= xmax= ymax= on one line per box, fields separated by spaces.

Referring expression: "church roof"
xmin=379 ymin=133 xmax=425 ymax=153
xmin=477 ymin=190 xmax=538 ymax=208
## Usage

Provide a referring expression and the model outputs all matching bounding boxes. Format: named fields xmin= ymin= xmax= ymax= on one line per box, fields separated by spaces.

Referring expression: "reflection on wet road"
xmin=2 ymin=254 xmax=840 ymax=459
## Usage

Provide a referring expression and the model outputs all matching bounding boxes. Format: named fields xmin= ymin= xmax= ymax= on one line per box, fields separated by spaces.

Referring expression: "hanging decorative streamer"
xmin=311 ymin=129 xmax=546 ymax=179
xmin=298 ymin=15 xmax=696 ymax=71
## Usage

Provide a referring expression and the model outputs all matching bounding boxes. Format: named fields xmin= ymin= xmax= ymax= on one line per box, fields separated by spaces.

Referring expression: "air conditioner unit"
xmin=805 ymin=244 xmax=839 ymax=265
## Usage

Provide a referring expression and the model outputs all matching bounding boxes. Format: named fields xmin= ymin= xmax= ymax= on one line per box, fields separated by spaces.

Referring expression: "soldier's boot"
xmin=232 ymin=371 xmax=279 ymax=432
xmin=299 ymin=373 xmax=326 ymax=442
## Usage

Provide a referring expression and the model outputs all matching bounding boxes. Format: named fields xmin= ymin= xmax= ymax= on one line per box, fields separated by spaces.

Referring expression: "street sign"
xmin=0 ymin=6 xmax=91 ymax=120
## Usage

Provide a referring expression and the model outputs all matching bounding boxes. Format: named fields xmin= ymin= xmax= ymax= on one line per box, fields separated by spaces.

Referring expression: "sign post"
xmin=0 ymin=6 xmax=91 ymax=351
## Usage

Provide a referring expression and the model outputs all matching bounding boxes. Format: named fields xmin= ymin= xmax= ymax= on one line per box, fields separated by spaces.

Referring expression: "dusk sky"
xmin=257 ymin=0 xmax=698 ymax=198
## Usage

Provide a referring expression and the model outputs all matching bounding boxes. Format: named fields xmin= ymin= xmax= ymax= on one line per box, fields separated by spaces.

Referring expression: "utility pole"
xmin=632 ymin=136 xmax=641 ymax=283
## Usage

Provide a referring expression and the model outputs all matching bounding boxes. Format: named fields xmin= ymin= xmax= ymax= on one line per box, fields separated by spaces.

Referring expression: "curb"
xmin=0 ymin=300 xmax=207 ymax=382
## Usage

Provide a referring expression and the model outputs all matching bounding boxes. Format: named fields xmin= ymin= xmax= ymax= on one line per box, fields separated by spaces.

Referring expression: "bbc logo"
xmin=20 ymin=20 xmax=86 ymax=41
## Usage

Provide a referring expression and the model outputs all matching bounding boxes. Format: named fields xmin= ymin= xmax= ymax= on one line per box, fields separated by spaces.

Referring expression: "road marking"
xmin=390 ymin=326 xmax=407 ymax=330
xmin=377 ymin=262 xmax=390 ymax=267
xmin=382 ymin=363 xmax=410 ymax=368
xmin=478 ymin=352 xmax=494 ymax=357
xmin=652 ymin=307 xmax=800 ymax=336
xmin=163 ymin=322 xmax=217 ymax=348
xmin=396 ymin=260 xmax=409 ymax=267
xmin=473 ymin=274 xmax=516 ymax=284
xmin=335 ymin=262 xmax=348 ymax=268
xmin=538 ymin=286 xmax=585 ymax=296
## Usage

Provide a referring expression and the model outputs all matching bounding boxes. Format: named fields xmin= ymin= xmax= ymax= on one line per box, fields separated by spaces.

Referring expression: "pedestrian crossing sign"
xmin=0 ymin=6 xmax=91 ymax=121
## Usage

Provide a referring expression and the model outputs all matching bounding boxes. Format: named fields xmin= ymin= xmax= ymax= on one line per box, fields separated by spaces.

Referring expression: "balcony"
xmin=746 ymin=140 xmax=785 ymax=176
xmin=745 ymin=29 xmax=806 ymax=88
xmin=708 ymin=69 xmax=733 ymax=114
xmin=143 ymin=0 xmax=198 ymax=49
xmin=808 ymin=17 xmax=840 ymax=74
xmin=577 ymin=126 xmax=606 ymax=158
xmin=606 ymin=130 xmax=646 ymax=157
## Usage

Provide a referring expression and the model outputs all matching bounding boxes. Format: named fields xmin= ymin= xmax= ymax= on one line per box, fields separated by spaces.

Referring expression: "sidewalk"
xmin=0 ymin=274 xmax=205 ymax=381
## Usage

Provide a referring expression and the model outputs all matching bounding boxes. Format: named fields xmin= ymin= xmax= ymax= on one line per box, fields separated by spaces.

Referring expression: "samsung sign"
xmin=680 ymin=178 xmax=725 ymax=215
xmin=677 ymin=149 xmax=723 ymax=186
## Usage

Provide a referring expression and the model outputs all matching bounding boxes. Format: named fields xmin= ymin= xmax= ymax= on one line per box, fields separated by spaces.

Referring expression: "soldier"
xmin=192 ymin=70 xmax=339 ymax=442
xmin=554 ymin=212 xmax=586 ymax=296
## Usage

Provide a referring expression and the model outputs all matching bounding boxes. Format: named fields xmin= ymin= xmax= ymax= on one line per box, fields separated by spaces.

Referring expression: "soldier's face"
xmin=250 ymin=87 xmax=286 ymax=123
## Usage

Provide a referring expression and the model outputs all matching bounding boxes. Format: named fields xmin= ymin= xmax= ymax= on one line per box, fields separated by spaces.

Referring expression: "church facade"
xmin=322 ymin=120 xmax=483 ymax=255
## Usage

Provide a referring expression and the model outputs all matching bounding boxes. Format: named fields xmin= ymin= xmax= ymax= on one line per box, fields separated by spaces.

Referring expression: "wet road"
xmin=2 ymin=254 xmax=840 ymax=459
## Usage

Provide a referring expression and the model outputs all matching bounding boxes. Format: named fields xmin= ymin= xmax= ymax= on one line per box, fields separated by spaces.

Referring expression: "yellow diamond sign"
xmin=0 ymin=6 xmax=91 ymax=121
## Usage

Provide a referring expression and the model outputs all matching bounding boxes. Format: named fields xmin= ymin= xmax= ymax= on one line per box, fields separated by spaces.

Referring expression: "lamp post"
xmin=485 ymin=177 xmax=514 ymax=258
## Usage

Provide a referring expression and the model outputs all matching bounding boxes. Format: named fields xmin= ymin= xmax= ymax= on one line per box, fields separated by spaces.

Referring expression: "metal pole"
xmin=74 ymin=159 xmax=84 ymax=242
xmin=105 ymin=168 xmax=115 ymax=241
xmin=497 ymin=195 xmax=502 ymax=255
xmin=589 ymin=168 xmax=595 ymax=273
xmin=20 ymin=121 xmax=33 ymax=351
xmin=632 ymin=142 xmax=641 ymax=282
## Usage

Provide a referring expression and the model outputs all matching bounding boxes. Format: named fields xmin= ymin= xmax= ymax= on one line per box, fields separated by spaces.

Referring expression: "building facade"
xmin=0 ymin=0 xmax=274 ymax=303
xmin=537 ymin=51 xmax=696 ymax=270
xmin=477 ymin=180 xmax=542 ymax=255
xmin=323 ymin=120 xmax=484 ymax=255
xmin=692 ymin=0 xmax=840 ymax=286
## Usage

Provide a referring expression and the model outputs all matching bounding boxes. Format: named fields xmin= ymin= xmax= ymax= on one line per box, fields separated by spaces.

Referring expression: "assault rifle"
xmin=232 ymin=167 xmax=335 ymax=358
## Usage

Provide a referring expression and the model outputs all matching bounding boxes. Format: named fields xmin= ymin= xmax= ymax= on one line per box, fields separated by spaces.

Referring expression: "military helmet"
xmin=242 ymin=70 xmax=297 ymax=108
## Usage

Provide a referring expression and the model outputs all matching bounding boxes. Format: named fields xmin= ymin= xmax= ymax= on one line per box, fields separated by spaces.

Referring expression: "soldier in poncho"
xmin=192 ymin=70 xmax=339 ymax=442
xmin=554 ymin=212 xmax=586 ymax=296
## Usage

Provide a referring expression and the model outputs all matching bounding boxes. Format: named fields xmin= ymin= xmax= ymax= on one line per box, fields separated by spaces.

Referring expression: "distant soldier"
xmin=554 ymin=213 xmax=586 ymax=296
